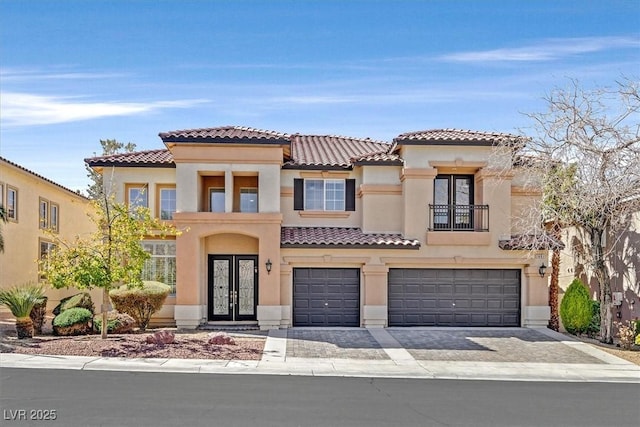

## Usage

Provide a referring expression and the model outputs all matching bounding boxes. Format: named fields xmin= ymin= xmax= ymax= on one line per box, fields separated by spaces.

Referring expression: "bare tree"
xmin=518 ymin=77 xmax=640 ymax=343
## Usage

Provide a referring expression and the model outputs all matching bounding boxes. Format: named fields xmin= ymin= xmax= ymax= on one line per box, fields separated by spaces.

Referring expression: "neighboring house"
xmin=558 ymin=205 xmax=640 ymax=325
xmin=86 ymin=126 xmax=559 ymax=330
xmin=0 ymin=157 xmax=98 ymax=311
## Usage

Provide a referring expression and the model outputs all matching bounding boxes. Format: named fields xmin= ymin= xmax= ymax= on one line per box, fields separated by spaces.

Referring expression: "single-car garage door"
xmin=388 ymin=269 xmax=520 ymax=327
xmin=293 ymin=268 xmax=360 ymax=327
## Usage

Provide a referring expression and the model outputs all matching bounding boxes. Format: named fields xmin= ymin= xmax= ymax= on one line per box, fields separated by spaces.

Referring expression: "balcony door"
xmin=208 ymin=255 xmax=258 ymax=321
xmin=433 ymin=175 xmax=473 ymax=230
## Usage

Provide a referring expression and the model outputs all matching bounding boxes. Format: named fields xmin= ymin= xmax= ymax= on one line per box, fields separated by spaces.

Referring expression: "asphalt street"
xmin=1 ymin=368 xmax=638 ymax=427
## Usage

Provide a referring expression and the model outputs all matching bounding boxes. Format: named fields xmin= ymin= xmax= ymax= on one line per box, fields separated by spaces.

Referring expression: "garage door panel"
xmin=389 ymin=269 xmax=521 ymax=327
xmin=293 ymin=268 xmax=360 ymax=327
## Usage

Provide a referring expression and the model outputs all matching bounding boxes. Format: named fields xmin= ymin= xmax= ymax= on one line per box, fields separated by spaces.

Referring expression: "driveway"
xmin=284 ymin=327 xmax=604 ymax=364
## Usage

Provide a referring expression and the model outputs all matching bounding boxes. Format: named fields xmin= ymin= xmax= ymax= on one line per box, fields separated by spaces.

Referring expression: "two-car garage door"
xmin=388 ymin=269 xmax=521 ymax=327
xmin=292 ymin=268 xmax=521 ymax=327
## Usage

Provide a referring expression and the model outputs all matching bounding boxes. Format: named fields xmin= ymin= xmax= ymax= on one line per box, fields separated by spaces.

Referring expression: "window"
xmin=126 ymin=184 xmax=148 ymax=211
xmin=294 ymin=179 xmax=355 ymax=211
xmin=209 ymin=188 xmax=225 ymax=213
xmin=142 ymin=241 xmax=176 ymax=294
xmin=239 ymin=187 xmax=258 ymax=213
xmin=50 ymin=203 xmax=59 ymax=232
xmin=433 ymin=175 xmax=474 ymax=229
xmin=6 ymin=186 xmax=18 ymax=221
xmin=158 ymin=186 xmax=176 ymax=220
xmin=39 ymin=198 xmax=49 ymax=229
xmin=39 ymin=239 xmax=56 ymax=280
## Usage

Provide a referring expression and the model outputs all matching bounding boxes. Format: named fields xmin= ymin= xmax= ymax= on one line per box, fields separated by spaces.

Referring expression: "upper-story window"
xmin=209 ymin=188 xmax=225 ymax=212
xmin=39 ymin=197 xmax=60 ymax=232
xmin=293 ymin=178 xmax=356 ymax=211
xmin=39 ymin=198 xmax=49 ymax=229
xmin=431 ymin=174 xmax=488 ymax=231
xmin=239 ymin=187 xmax=258 ymax=213
xmin=50 ymin=203 xmax=59 ymax=232
xmin=6 ymin=185 xmax=18 ymax=221
xmin=157 ymin=185 xmax=176 ymax=220
xmin=126 ymin=184 xmax=148 ymax=211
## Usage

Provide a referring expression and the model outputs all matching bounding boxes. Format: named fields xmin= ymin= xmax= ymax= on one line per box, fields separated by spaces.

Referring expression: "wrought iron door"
xmin=208 ymin=255 xmax=258 ymax=321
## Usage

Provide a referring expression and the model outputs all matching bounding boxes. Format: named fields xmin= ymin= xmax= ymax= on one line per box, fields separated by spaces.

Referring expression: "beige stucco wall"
xmin=0 ymin=159 xmax=100 ymax=312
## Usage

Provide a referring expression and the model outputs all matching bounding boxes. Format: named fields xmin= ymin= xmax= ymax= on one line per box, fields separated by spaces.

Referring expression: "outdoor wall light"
xmin=265 ymin=259 xmax=273 ymax=274
xmin=538 ymin=263 xmax=547 ymax=278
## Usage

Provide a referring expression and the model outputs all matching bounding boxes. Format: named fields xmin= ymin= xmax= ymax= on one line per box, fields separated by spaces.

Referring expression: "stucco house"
xmin=0 ymin=157 xmax=98 ymax=311
xmin=558 ymin=203 xmax=640 ymax=325
xmin=85 ymin=126 xmax=560 ymax=330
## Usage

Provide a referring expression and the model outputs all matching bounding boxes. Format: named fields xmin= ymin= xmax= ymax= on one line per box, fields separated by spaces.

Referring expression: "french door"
xmin=433 ymin=175 xmax=474 ymax=230
xmin=208 ymin=255 xmax=258 ymax=321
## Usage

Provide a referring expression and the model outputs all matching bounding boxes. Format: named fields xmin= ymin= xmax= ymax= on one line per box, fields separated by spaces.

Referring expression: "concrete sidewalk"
xmin=2 ymin=328 xmax=639 ymax=383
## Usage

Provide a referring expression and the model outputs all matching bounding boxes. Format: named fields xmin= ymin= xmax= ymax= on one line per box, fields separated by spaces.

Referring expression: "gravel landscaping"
xmin=0 ymin=316 xmax=266 ymax=360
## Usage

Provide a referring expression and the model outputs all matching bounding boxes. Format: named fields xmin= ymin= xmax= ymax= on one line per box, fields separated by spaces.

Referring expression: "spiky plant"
xmin=0 ymin=283 xmax=46 ymax=339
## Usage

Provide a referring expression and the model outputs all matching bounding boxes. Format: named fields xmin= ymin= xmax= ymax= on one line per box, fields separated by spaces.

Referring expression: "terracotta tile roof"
xmin=352 ymin=151 xmax=403 ymax=166
xmin=159 ymin=125 xmax=291 ymax=144
xmin=394 ymin=128 xmax=523 ymax=146
xmin=287 ymin=134 xmax=392 ymax=168
xmin=85 ymin=149 xmax=175 ymax=168
xmin=281 ymin=227 xmax=420 ymax=249
xmin=499 ymin=234 xmax=565 ymax=251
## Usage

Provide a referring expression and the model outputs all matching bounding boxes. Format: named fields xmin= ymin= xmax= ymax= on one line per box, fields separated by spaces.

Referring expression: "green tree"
xmin=40 ymin=191 xmax=178 ymax=338
xmin=521 ymin=77 xmax=640 ymax=343
xmin=85 ymin=139 xmax=136 ymax=200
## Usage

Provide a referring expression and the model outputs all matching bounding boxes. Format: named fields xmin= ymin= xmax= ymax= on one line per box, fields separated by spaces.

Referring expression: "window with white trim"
xmin=158 ymin=186 xmax=176 ymax=220
xmin=304 ymin=179 xmax=345 ymax=211
xmin=142 ymin=241 xmax=176 ymax=294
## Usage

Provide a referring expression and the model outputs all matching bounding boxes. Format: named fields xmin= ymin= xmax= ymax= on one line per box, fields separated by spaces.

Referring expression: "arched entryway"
xmin=204 ymin=233 xmax=259 ymax=322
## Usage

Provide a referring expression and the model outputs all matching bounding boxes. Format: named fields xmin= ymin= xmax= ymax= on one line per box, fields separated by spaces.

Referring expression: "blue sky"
xmin=1 ymin=0 xmax=638 ymax=191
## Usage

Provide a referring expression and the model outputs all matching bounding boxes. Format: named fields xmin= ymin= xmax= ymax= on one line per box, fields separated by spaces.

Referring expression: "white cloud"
xmin=439 ymin=36 xmax=640 ymax=63
xmin=0 ymin=92 xmax=209 ymax=126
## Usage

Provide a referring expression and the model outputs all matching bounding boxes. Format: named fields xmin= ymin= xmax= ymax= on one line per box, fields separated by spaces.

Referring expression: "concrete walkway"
xmin=2 ymin=328 xmax=639 ymax=383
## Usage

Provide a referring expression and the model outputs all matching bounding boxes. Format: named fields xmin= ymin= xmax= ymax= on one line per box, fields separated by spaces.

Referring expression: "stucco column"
xmin=522 ymin=265 xmax=552 ymax=328
xmin=401 ymin=167 xmax=437 ymax=240
xmin=256 ymin=223 xmax=283 ymax=329
xmin=362 ymin=264 xmax=389 ymax=328
xmin=173 ymin=219 xmax=204 ymax=328
xmin=279 ymin=264 xmax=292 ymax=328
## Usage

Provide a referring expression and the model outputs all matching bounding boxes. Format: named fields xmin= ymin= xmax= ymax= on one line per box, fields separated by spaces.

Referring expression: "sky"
xmin=1 ymin=0 xmax=639 ymax=192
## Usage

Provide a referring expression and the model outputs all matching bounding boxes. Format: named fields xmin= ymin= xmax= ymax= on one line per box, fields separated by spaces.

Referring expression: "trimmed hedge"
xmin=110 ymin=281 xmax=171 ymax=331
xmin=53 ymin=307 xmax=93 ymax=336
xmin=560 ymin=279 xmax=593 ymax=335
xmin=93 ymin=311 xmax=135 ymax=334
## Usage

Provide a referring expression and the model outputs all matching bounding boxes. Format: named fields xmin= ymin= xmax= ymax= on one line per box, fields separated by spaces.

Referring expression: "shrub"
xmin=586 ymin=300 xmax=601 ymax=338
xmin=616 ymin=321 xmax=635 ymax=350
xmin=53 ymin=307 xmax=92 ymax=336
xmin=560 ymin=279 xmax=593 ymax=335
xmin=93 ymin=311 xmax=135 ymax=334
xmin=53 ymin=292 xmax=94 ymax=316
xmin=110 ymin=281 xmax=171 ymax=331
xmin=0 ymin=283 xmax=46 ymax=339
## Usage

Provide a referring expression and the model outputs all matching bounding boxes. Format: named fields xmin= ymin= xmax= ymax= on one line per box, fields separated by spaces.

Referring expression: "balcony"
xmin=428 ymin=204 xmax=489 ymax=232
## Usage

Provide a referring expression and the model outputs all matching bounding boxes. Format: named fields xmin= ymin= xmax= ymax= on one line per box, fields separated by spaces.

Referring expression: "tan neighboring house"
xmin=0 ymin=157 xmax=98 ymax=312
xmin=86 ymin=126 xmax=560 ymax=330
xmin=558 ymin=205 xmax=640 ymax=325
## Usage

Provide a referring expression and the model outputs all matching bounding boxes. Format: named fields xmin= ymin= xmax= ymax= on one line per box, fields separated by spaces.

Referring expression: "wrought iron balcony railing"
xmin=428 ymin=204 xmax=489 ymax=232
